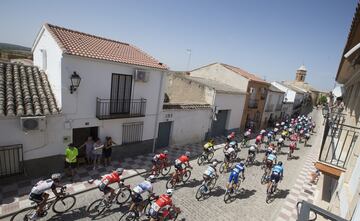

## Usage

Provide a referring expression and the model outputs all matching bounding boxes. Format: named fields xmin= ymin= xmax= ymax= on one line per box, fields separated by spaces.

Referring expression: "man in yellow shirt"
xmin=65 ymin=143 xmax=78 ymax=180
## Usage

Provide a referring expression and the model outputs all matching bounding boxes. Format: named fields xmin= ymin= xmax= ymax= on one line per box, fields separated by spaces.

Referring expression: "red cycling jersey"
xmin=101 ymin=171 xmax=120 ymax=184
xmin=255 ymin=135 xmax=262 ymax=142
xmin=289 ymin=141 xmax=297 ymax=150
xmin=178 ymin=155 xmax=189 ymax=164
xmin=154 ymin=194 xmax=173 ymax=209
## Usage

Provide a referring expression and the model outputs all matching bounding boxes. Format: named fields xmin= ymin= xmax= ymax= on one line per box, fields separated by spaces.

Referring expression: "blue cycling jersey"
xmin=232 ymin=164 xmax=245 ymax=174
xmin=267 ymin=153 xmax=277 ymax=161
xmin=272 ymin=165 xmax=283 ymax=175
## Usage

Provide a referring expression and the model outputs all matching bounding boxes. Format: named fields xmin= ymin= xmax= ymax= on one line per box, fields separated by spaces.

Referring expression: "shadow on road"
xmin=273 ymin=189 xmax=290 ymax=199
xmin=182 ymin=179 xmax=203 ymax=188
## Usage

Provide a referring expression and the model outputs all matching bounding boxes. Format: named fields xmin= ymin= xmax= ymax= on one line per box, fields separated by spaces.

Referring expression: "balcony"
xmin=96 ymin=98 xmax=146 ymax=120
xmin=296 ymin=200 xmax=347 ymax=221
xmin=248 ymin=98 xmax=259 ymax=109
xmin=318 ymin=112 xmax=359 ymax=170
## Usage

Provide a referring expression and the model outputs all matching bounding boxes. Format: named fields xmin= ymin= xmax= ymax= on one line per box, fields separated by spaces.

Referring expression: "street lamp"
xmin=70 ymin=71 xmax=81 ymax=94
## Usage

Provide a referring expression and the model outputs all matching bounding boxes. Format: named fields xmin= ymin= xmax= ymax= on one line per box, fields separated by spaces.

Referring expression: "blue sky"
xmin=0 ymin=0 xmax=357 ymax=91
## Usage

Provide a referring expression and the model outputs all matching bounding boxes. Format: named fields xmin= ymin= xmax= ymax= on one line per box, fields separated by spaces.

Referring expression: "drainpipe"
xmin=207 ymin=89 xmax=217 ymax=139
xmin=152 ymin=71 xmax=165 ymax=153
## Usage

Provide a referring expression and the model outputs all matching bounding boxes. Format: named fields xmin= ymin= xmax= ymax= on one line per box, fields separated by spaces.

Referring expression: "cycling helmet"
xmin=249 ymin=145 xmax=256 ymax=151
xmin=278 ymin=138 xmax=284 ymax=143
xmin=163 ymin=150 xmax=169 ymax=155
xmin=275 ymin=123 xmax=280 ymax=127
xmin=51 ymin=173 xmax=61 ymax=181
xmin=272 ymin=150 xmax=277 ymax=155
xmin=116 ymin=168 xmax=124 ymax=175
xmin=239 ymin=161 xmax=245 ymax=167
xmin=185 ymin=151 xmax=190 ymax=157
xmin=284 ymin=126 xmax=288 ymax=130
xmin=166 ymin=189 xmax=174 ymax=196
xmin=281 ymin=122 xmax=285 ymax=126
xmin=247 ymin=129 xmax=252 ymax=132
xmin=146 ymin=175 xmax=155 ymax=183
xmin=278 ymin=161 xmax=283 ymax=166
xmin=211 ymin=161 xmax=218 ymax=168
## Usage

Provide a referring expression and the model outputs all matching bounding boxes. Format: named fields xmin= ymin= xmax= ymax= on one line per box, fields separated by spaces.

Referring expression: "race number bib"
xmin=151 ymin=203 xmax=161 ymax=212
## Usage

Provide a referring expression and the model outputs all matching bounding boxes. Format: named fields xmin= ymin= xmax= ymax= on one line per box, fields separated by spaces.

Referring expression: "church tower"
xmin=295 ymin=65 xmax=307 ymax=82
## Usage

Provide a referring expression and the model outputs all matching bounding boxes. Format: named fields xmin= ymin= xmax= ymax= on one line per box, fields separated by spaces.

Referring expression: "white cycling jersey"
xmin=204 ymin=166 xmax=216 ymax=177
xmin=225 ymin=147 xmax=235 ymax=155
xmin=133 ymin=180 xmax=153 ymax=195
xmin=30 ymin=179 xmax=54 ymax=195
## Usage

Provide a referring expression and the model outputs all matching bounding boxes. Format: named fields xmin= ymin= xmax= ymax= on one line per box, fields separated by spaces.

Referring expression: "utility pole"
xmin=186 ymin=49 xmax=192 ymax=71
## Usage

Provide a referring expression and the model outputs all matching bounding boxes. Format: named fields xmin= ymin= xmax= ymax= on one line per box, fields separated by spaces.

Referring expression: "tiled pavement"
xmin=0 ymin=136 xmax=228 ymax=217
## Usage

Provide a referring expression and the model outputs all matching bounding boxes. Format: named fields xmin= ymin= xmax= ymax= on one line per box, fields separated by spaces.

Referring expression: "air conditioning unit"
xmin=20 ymin=116 xmax=46 ymax=132
xmin=134 ymin=70 xmax=149 ymax=82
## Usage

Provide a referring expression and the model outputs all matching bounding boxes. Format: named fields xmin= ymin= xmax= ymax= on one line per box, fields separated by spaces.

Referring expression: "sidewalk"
xmin=0 ymin=135 xmax=229 ymax=217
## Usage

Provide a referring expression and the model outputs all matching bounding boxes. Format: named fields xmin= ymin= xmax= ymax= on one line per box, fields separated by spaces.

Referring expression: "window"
xmin=260 ymin=88 xmax=267 ymax=99
xmin=122 ymin=122 xmax=143 ymax=144
xmin=41 ymin=49 xmax=47 ymax=70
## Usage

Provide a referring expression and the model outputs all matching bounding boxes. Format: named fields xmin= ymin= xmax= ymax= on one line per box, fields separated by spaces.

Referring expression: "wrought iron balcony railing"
xmin=319 ymin=112 xmax=359 ymax=169
xmin=275 ymin=104 xmax=282 ymax=111
xmin=248 ymin=98 xmax=259 ymax=109
xmin=96 ymin=98 xmax=146 ymax=120
xmin=296 ymin=200 xmax=347 ymax=221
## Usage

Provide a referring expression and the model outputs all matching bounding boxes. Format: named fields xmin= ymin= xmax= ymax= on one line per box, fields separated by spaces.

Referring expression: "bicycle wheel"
xmin=10 ymin=207 xmax=35 ymax=221
xmin=195 ymin=185 xmax=205 ymax=200
xmin=219 ymin=162 xmax=226 ymax=174
xmin=119 ymin=210 xmax=139 ymax=221
xmin=223 ymin=191 xmax=231 ymax=203
xmin=116 ymin=187 xmax=132 ymax=205
xmin=52 ymin=195 xmax=76 ymax=213
xmin=161 ymin=165 xmax=172 ymax=176
xmin=207 ymin=152 xmax=214 ymax=162
xmin=197 ymin=154 xmax=206 ymax=165
xmin=209 ymin=177 xmax=218 ymax=190
xmin=261 ymin=173 xmax=267 ymax=185
xmin=182 ymin=170 xmax=191 ymax=183
xmin=143 ymin=200 xmax=152 ymax=217
xmin=166 ymin=177 xmax=176 ymax=189
xmin=87 ymin=199 xmax=107 ymax=217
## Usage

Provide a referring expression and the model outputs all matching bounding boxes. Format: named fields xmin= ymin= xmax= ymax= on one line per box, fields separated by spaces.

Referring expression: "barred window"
xmin=122 ymin=122 xmax=143 ymax=144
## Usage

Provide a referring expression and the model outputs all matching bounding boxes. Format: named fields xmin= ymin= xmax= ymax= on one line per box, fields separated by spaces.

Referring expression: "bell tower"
xmin=295 ymin=65 xmax=307 ymax=82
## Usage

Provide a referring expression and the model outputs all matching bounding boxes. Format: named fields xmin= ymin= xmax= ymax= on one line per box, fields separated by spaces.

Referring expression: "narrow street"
xmin=6 ymin=110 xmax=323 ymax=221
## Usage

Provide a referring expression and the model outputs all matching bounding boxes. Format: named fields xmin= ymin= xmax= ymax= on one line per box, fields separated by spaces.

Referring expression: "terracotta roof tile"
xmin=220 ymin=63 xmax=268 ymax=84
xmin=44 ymin=23 xmax=168 ymax=70
xmin=0 ymin=62 xmax=59 ymax=117
xmin=163 ymin=103 xmax=211 ymax=110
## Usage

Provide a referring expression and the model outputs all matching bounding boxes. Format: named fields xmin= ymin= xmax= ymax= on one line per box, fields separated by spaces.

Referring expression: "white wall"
xmin=191 ymin=63 xmax=249 ymax=91
xmin=262 ymin=90 xmax=284 ymax=124
xmin=0 ymin=116 xmax=66 ymax=161
xmin=160 ymin=109 xmax=211 ymax=146
xmin=271 ymin=82 xmax=296 ymax=103
xmin=214 ymin=93 xmax=245 ymax=130
xmin=32 ymin=28 xmax=63 ymax=108
xmin=61 ymin=55 xmax=165 ymax=141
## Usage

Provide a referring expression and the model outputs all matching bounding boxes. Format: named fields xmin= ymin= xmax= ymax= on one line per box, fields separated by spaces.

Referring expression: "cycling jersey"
xmin=228 ymin=164 xmax=245 ymax=184
xmin=153 ymin=153 xmax=167 ymax=162
xmin=101 ymin=171 xmax=120 ymax=185
xmin=30 ymin=179 xmax=55 ymax=195
xmin=133 ymin=180 xmax=153 ymax=194
xmin=204 ymin=166 xmax=216 ymax=178
xmin=151 ymin=194 xmax=172 ymax=212
xmin=255 ymin=135 xmax=262 ymax=142
xmin=244 ymin=131 xmax=251 ymax=137
xmin=175 ymin=155 xmax=188 ymax=165
xmin=203 ymin=142 xmax=214 ymax=149
xmin=225 ymin=147 xmax=235 ymax=156
xmin=267 ymin=153 xmax=277 ymax=162
xmin=272 ymin=165 xmax=284 ymax=176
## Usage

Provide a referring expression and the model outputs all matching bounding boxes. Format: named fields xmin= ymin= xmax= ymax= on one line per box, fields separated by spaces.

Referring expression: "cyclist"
xmin=226 ymin=162 xmax=245 ymax=193
xmin=267 ymin=161 xmax=284 ymax=192
xmin=203 ymin=139 xmax=215 ymax=154
xmin=152 ymin=150 xmax=169 ymax=175
xmin=129 ymin=175 xmax=155 ymax=214
xmin=263 ymin=143 xmax=274 ymax=163
xmin=244 ymin=129 xmax=252 ymax=142
xmin=202 ymin=161 xmax=218 ymax=194
xmin=226 ymin=132 xmax=236 ymax=142
xmin=98 ymin=168 xmax=124 ymax=202
xmin=247 ymin=145 xmax=257 ymax=163
xmin=224 ymin=145 xmax=236 ymax=164
xmin=265 ymin=150 xmax=277 ymax=175
xmin=149 ymin=189 xmax=175 ymax=221
xmin=255 ymin=134 xmax=263 ymax=146
xmin=29 ymin=173 xmax=62 ymax=220
xmin=174 ymin=152 xmax=192 ymax=178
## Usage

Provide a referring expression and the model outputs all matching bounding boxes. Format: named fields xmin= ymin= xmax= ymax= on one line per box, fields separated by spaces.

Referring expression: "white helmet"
xmin=185 ymin=151 xmax=190 ymax=157
xmin=211 ymin=161 xmax=218 ymax=168
xmin=166 ymin=189 xmax=174 ymax=196
xmin=146 ymin=175 xmax=155 ymax=183
xmin=278 ymin=138 xmax=284 ymax=143
xmin=249 ymin=145 xmax=256 ymax=151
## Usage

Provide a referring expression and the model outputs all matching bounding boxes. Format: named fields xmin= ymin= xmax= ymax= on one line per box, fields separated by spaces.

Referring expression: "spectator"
xmin=93 ymin=138 xmax=104 ymax=170
xmin=103 ymin=136 xmax=116 ymax=167
xmin=79 ymin=136 xmax=94 ymax=164
xmin=65 ymin=143 xmax=78 ymax=180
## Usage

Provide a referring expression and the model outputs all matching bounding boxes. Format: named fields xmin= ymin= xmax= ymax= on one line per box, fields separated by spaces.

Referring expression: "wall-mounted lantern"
xmin=70 ymin=72 xmax=81 ymax=94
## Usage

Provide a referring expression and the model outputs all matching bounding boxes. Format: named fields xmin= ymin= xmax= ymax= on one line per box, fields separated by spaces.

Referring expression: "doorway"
xmin=72 ymin=127 xmax=98 ymax=148
xmin=211 ymin=110 xmax=229 ymax=136
xmin=157 ymin=122 xmax=172 ymax=149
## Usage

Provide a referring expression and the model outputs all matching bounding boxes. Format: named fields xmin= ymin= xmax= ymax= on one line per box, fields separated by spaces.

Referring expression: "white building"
xmin=261 ymin=84 xmax=285 ymax=128
xmin=0 ymin=23 xmax=168 ymax=178
xmin=159 ymin=73 xmax=246 ymax=146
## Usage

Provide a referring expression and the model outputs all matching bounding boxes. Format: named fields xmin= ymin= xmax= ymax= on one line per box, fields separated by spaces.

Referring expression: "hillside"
xmin=0 ymin=42 xmax=31 ymax=52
